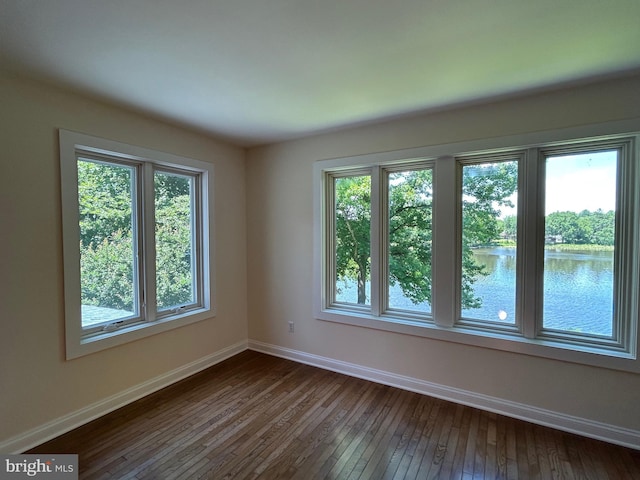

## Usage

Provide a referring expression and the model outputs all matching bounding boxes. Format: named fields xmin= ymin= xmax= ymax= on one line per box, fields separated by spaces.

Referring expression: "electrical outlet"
xmin=288 ymin=321 xmax=294 ymax=333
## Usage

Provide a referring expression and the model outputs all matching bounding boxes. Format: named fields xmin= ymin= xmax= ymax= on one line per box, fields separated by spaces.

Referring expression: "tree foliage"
xmin=154 ymin=173 xmax=194 ymax=309
xmin=461 ymin=161 xmax=518 ymax=308
xmin=388 ymin=169 xmax=433 ymax=305
xmin=78 ymin=160 xmax=135 ymax=310
xmin=543 ymin=209 xmax=615 ymax=245
xmin=78 ymin=161 xmax=194 ymax=313
xmin=335 ymin=176 xmax=371 ymax=304
xmin=78 ymin=160 xmax=132 ymax=249
xmin=334 ymin=161 xmax=519 ymax=309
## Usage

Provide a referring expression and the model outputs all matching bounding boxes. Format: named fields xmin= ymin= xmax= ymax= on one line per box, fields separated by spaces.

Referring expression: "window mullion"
xmin=193 ymin=174 xmax=205 ymax=309
xmin=142 ymin=163 xmax=157 ymax=322
xmin=131 ymin=162 xmax=144 ymax=322
xmin=617 ymin=139 xmax=640 ymax=356
xmin=519 ymin=148 xmax=542 ymax=339
xmin=370 ymin=166 xmax=382 ymax=316
xmin=432 ymin=155 xmax=457 ymax=327
xmin=325 ymin=173 xmax=336 ymax=308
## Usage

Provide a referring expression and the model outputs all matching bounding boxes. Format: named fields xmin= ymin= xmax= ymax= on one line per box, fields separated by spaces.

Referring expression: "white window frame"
xmin=60 ymin=130 xmax=215 ymax=359
xmin=455 ymin=152 xmax=524 ymax=335
xmin=313 ymin=120 xmax=640 ymax=373
xmin=383 ymin=163 xmax=434 ymax=319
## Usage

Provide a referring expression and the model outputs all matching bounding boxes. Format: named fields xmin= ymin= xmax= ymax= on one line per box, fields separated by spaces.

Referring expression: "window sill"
xmin=315 ymin=308 xmax=639 ymax=373
xmin=67 ymin=308 xmax=214 ymax=360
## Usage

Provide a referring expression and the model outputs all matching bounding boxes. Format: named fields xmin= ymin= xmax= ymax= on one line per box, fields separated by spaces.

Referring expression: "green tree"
xmin=81 ymin=230 xmax=135 ymax=311
xmin=588 ymin=210 xmax=615 ymax=246
xmin=154 ymin=173 xmax=194 ymax=309
xmin=334 ymin=162 xmax=518 ymax=309
xmin=388 ymin=169 xmax=433 ymax=305
xmin=546 ymin=211 xmax=580 ymax=243
xmin=78 ymin=161 xmax=194 ymax=313
xmin=78 ymin=160 xmax=133 ymax=248
xmin=78 ymin=160 xmax=135 ymax=311
xmin=502 ymin=215 xmax=517 ymax=241
xmin=461 ymin=161 xmax=518 ymax=308
xmin=545 ymin=209 xmax=614 ymax=246
xmin=335 ymin=176 xmax=371 ymax=305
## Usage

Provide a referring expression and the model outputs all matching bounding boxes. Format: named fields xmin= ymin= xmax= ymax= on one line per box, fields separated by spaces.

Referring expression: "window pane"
xmin=155 ymin=171 xmax=196 ymax=311
xmin=78 ymin=159 xmax=137 ymax=327
xmin=461 ymin=160 xmax=518 ymax=324
xmin=388 ymin=169 xmax=432 ymax=313
xmin=334 ymin=175 xmax=371 ymax=305
xmin=543 ymin=151 xmax=617 ymax=336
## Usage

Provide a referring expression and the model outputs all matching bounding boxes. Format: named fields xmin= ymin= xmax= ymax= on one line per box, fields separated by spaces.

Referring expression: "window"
xmin=314 ymin=129 xmax=640 ymax=372
xmin=458 ymin=155 xmax=519 ymax=330
xmin=542 ymin=154 xmax=614 ymax=336
xmin=333 ymin=173 xmax=371 ymax=307
xmin=60 ymin=130 xmax=214 ymax=359
xmin=386 ymin=167 xmax=433 ymax=315
xmin=326 ymin=163 xmax=433 ymax=321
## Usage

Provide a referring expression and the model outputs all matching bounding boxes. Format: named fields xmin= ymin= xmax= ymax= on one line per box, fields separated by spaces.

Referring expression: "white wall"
xmin=0 ymin=71 xmax=248 ymax=450
xmin=246 ymin=75 xmax=640 ymax=441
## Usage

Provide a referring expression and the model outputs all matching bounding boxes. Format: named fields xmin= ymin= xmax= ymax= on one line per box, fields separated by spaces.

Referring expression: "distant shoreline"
xmin=543 ymin=243 xmax=614 ymax=252
xmin=477 ymin=242 xmax=614 ymax=252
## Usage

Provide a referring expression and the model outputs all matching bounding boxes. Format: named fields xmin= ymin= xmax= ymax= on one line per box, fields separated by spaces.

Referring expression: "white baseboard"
xmin=1 ymin=341 xmax=248 ymax=454
xmin=248 ymin=340 xmax=640 ymax=451
xmin=5 ymin=339 xmax=637 ymax=454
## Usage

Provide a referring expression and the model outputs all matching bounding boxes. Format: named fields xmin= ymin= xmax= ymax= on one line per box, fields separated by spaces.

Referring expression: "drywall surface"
xmin=246 ymin=75 xmax=640 ymax=434
xmin=0 ymin=72 xmax=248 ymax=446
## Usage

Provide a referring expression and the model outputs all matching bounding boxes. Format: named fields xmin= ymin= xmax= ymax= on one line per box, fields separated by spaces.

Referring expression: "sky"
xmin=495 ymin=150 xmax=618 ymax=218
xmin=544 ymin=150 xmax=617 ymax=214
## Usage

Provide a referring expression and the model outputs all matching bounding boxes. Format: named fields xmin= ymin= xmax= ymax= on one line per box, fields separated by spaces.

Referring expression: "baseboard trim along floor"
xmin=3 ymin=339 xmax=638 ymax=453
xmin=1 ymin=341 xmax=248 ymax=454
xmin=248 ymin=340 xmax=640 ymax=451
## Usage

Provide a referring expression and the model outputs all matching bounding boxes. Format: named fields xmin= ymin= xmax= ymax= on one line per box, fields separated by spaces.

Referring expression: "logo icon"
xmin=1 ymin=455 xmax=78 ymax=479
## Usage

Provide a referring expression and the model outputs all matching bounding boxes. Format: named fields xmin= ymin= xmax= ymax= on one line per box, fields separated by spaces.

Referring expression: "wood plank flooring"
xmin=29 ymin=350 xmax=640 ymax=479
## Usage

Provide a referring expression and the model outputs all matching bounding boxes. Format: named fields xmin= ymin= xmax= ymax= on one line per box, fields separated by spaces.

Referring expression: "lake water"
xmin=337 ymin=247 xmax=614 ymax=336
xmin=464 ymin=247 xmax=613 ymax=336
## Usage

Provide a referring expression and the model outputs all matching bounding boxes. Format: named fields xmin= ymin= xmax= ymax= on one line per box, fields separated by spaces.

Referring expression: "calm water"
xmin=464 ymin=247 xmax=614 ymax=336
xmin=338 ymin=247 xmax=614 ymax=336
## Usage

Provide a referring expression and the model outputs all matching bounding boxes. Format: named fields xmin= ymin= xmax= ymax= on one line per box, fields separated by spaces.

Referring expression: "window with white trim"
xmin=60 ymin=130 xmax=215 ymax=359
xmin=314 ymin=130 xmax=640 ymax=372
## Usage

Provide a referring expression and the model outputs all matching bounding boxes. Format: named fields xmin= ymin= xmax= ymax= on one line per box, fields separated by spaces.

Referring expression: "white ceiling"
xmin=2 ymin=1 xmax=640 ymax=146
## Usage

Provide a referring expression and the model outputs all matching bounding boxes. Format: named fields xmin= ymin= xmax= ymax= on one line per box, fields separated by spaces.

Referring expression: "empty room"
xmin=1 ymin=1 xmax=640 ymax=478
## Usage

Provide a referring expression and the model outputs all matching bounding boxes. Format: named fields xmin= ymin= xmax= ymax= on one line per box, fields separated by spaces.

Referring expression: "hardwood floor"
xmin=30 ymin=350 xmax=640 ymax=479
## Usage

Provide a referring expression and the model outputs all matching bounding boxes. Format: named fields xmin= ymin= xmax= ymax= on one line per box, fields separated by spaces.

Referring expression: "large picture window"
xmin=154 ymin=169 xmax=201 ymax=316
xmin=325 ymin=163 xmax=433 ymax=321
xmin=386 ymin=167 xmax=433 ymax=316
xmin=333 ymin=173 xmax=371 ymax=307
xmin=61 ymin=130 xmax=214 ymax=359
xmin=541 ymin=149 xmax=618 ymax=339
xmin=314 ymin=130 xmax=640 ymax=372
xmin=78 ymin=158 xmax=139 ymax=327
xmin=459 ymin=155 xmax=519 ymax=329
